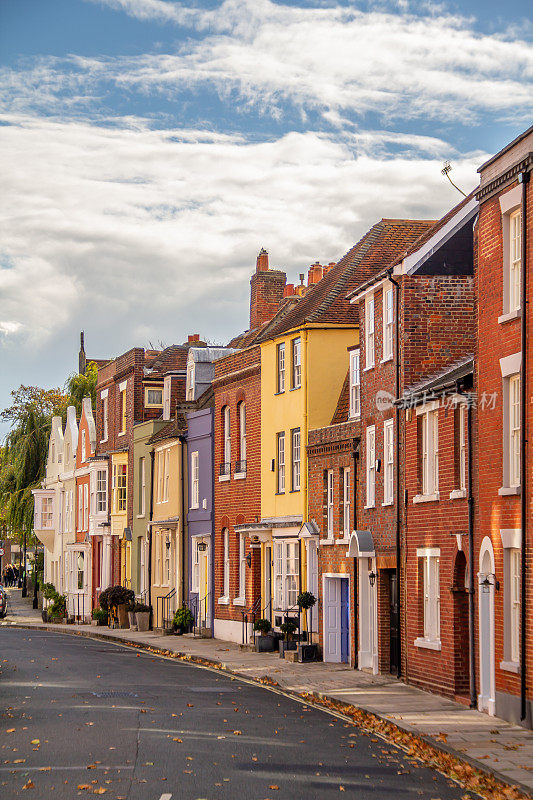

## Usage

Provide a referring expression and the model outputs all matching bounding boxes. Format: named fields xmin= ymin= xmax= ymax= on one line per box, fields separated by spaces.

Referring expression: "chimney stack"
xmin=249 ymin=248 xmax=287 ymax=330
xmin=188 ymin=334 xmax=200 ymax=343
xmin=256 ymin=248 xmax=269 ymax=272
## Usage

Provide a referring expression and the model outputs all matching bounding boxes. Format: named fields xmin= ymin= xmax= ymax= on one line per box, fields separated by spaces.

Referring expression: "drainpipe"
xmin=352 ymin=439 xmax=359 ymax=669
xmin=519 ymin=169 xmax=530 ymax=722
xmin=148 ymin=448 xmax=155 ymax=615
xmin=179 ymin=435 xmax=187 ymax=607
xmin=387 ymin=269 xmax=402 ymax=679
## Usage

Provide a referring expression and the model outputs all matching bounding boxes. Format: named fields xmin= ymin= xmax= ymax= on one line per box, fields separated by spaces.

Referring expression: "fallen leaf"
xmin=30 ymin=739 xmax=39 ymax=745
xmin=13 ymin=759 xmax=25 ymax=764
xmin=172 ymin=738 xmax=182 ymax=743
xmin=93 ymin=789 xmax=107 ymax=795
xmin=39 ymin=767 xmax=51 ymax=771
xmin=233 ymin=731 xmax=242 ymax=735
xmin=269 ymin=786 xmax=279 ymax=791
xmin=87 ymin=764 xmax=97 ymax=769
xmin=22 ymin=780 xmax=34 ymax=790
xmin=186 ymin=703 xmax=194 ymax=707
xmin=77 ymin=785 xmax=92 ymax=791
xmin=340 ymin=788 xmax=345 ymax=792
xmin=6 ymin=729 xmax=15 ymax=733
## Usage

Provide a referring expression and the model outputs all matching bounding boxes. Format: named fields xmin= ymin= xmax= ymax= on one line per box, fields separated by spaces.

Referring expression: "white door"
xmin=323 ymin=578 xmax=342 ymax=662
xmin=479 ymin=548 xmax=496 ymax=714
xmin=358 ymin=557 xmax=377 ymax=671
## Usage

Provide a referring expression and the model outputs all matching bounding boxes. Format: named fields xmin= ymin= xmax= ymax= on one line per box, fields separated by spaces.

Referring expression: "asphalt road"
xmin=0 ymin=629 xmax=477 ymax=799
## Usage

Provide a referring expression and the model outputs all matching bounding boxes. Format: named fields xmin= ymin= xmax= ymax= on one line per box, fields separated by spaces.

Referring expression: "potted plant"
xmin=297 ymin=591 xmax=317 ymax=639
xmin=127 ymin=602 xmax=137 ymax=631
xmin=254 ymin=618 xmax=277 ymax=652
xmin=134 ymin=602 xmax=151 ymax=632
xmin=279 ymin=618 xmax=298 ymax=658
xmin=99 ymin=586 xmax=134 ymax=629
xmin=42 ymin=582 xmax=58 ymax=622
xmin=173 ymin=606 xmax=194 ymax=634
xmin=48 ymin=593 xmax=67 ymax=623
xmin=91 ymin=608 xmax=108 ymax=627
xmin=297 ymin=591 xmax=319 ymax=661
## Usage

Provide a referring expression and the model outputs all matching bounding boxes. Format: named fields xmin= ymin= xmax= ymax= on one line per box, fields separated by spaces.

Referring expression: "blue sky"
xmin=0 ymin=0 xmax=532 ymax=437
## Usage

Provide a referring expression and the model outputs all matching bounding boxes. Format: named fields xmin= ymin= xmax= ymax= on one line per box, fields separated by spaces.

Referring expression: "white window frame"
xmin=139 ymin=457 xmax=146 ymax=516
xmin=383 ymin=285 xmax=394 ymax=361
xmin=326 ymin=469 xmax=334 ymax=536
xmin=192 ymin=539 xmax=200 ymax=592
xmin=223 ymin=406 xmax=231 ymax=466
xmin=342 ymin=468 xmax=350 ymax=537
xmin=81 ymin=430 xmax=86 ymax=463
xmin=508 ymin=374 xmax=520 ymax=488
xmin=186 ymin=360 xmax=195 ymax=401
xmin=191 ymin=451 xmax=199 ymax=509
xmin=415 ymin=548 xmax=441 ymax=649
xmin=145 ymin=386 xmax=163 ymax=408
xmin=77 ymin=485 xmax=83 ymax=531
xmin=366 ymin=425 xmax=375 ymax=508
xmin=277 ymin=342 xmax=285 ymax=393
xmin=41 ymin=496 xmax=53 ymax=529
xmin=292 ymin=337 xmax=301 ymax=389
xmin=509 ymin=548 xmax=520 ymax=664
xmin=239 ymin=402 xmax=246 ymax=465
xmin=83 ymin=483 xmax=88 ymax=530
xmin=163 ymin=532 xmax=171 ymax=585
xmin=509 ymin=209 xmax=521 ymax=314
xmin=349 ymin=349 xmax=360 ymax=418
xmin=113 ymin=463 xmax=127 ymax=513
xmin=273 ymin=540 xmax=299 ymax=609
xmin=459 ymin=404 xmax=467 ymax=491
xmin=119 ymin=380 xmax=127 ymax=435
xmin=277 ymin=432 xmax=285 ymax=493
xmin=414 ymin=404 xmax=439 ymax=501
xmin=383 ymin=419 xmax=394 ymax=505
xmin=76 ymin=551 xmax=85 ymax=592
xmin=237 ymin=533 xmax=246 ymax=601
xmin=96 ymin=469 xmax=107 ymax=513
xmin=365 ymin=294 xmax=375 ymax=369
xmin=291 ymin=428 xmax=300 ymax=491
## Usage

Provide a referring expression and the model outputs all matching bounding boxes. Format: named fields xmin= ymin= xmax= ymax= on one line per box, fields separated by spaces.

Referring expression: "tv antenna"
xmin=441 ymin=161 xmax=467 ymax=197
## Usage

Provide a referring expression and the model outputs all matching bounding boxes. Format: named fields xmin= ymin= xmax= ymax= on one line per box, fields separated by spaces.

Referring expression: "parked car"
xmin=0 ymin=586 xmax=7 ymax=618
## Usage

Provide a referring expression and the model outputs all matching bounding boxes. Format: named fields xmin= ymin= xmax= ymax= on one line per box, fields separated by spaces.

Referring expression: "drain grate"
xmin=91 ymin=691 xmax=139 ymax=698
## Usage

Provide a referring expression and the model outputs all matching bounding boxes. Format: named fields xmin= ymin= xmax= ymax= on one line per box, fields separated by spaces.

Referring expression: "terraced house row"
xmin=33 ymin=126 xmax=533 ymax=729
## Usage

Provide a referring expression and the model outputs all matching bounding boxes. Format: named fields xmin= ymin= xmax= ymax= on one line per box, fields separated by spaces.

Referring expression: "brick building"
xmin=349 ymin=198 xmax=476 ymax=687
xmin=475 ymin=126 xmax=533 ymax=726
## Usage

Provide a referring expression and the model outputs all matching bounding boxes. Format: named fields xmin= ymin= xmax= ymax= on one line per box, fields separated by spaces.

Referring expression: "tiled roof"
xmin=402 ymin=355 xmax=474 ymax=400
xmin=331 ymin=369 xmax=350 ymax=425
xmin=148 ymin=414 xmax=187 ymax=444
xmin=227 ymin=298 xmax=300 ymax=349
xmin=257 ymin=219 xmax=434 ymax=342
xmin=145 ymin=345 xmax=188 ymax=377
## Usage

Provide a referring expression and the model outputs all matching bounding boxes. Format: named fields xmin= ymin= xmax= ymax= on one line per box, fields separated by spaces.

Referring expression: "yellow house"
xmin=257 ymin=323 xmax=356 ymax=628
xmin=148 ymin=419 xmax=187 ymax=630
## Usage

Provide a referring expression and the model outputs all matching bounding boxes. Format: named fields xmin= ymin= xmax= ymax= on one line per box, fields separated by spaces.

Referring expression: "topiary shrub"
xmin=254 ymin=618 xmax=272 ymax=635
xmin=99 ymin=585 xmax=134 ymax=610
xmin=133 ymin=602 xmax=151 ymax=613
xmin=280 ymin=619 xmax=298 ymax=640
xmin=91 ymin=608 xmax=108 ymax=624
xmin=173 ymin=607 xmax=194 ymax=630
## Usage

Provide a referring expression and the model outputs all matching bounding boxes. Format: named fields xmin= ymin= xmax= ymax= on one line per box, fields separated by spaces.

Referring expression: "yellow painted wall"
xmin=260 ymin=325 xmax=358 ymax=521
xmin=152 ymin=440 xmax=182 ymax=523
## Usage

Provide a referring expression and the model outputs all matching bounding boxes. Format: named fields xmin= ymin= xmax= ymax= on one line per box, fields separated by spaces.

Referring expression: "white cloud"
xmin=2 ymin=0 xmax=532 ymax=125
xmin=0 ymin=113 xmax=483 ymax=358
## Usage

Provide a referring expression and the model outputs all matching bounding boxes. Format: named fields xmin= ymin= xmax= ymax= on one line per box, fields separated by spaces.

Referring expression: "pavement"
xmin=0 ymin=627 xmax=482 ymax=800
xmin=3 ymin=588 xmax=533 ymax=797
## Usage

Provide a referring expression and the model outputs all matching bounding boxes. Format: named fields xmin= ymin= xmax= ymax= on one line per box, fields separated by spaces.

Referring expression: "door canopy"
xmin=346 ymin=530 xmax=375 ymax=558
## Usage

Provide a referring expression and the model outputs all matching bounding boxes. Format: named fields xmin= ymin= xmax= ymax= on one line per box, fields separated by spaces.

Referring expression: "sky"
xmin=0 ymin=0 xmax=532 ymax=438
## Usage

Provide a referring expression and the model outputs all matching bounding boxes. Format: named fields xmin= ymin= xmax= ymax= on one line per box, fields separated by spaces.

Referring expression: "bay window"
xmin=274 ymin=540 xmax=299 ymax=609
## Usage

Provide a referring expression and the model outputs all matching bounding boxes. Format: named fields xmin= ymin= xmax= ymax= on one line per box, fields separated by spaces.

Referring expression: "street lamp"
xmin=21 ymin=529 xmax=27 ymax=597
xmin=368 ymin=570 xmax=377 ymax=588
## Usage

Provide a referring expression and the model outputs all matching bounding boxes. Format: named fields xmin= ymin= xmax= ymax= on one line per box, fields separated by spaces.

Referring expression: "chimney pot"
xmin=256 ymin=248 xmax=269 ymax=272
xmin=188 ymin=334 xmax=200 ymax=343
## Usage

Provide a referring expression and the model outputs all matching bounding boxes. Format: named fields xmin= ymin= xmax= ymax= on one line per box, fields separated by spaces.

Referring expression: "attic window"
xmin=145 ymin=387 xmax=163 ymax=407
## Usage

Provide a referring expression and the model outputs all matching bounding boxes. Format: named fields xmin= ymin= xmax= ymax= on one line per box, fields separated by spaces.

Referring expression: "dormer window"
xmin=186 ymin=358 xmax=195 ymax=401
xmin=163 ymin=376 xmax=171 ymax=420
xmin=145 ymin=387 xmax=163 ymax=407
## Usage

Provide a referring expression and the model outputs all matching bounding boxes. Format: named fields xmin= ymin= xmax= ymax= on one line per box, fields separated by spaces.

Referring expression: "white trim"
xmin=499 ymin=660 xmax=520 ymax=674
xmin=320 ymin=537 xmax=335 ymax=546
xmin=449 ymin=488 xmax=467 ymax=500
xmin=322 ymin=573 xmax=351 ymax=664
xmin=499 ymin=485 xmax=520 ymax=496
xmin=416 ymin=547 xmax=440 ymax=558
xmin=500 ymin=528 xmax=521 ymax=549
xmin=414 ymin=637 xmax=441 ymax=651
xmin=499 ymin=184 xmax=522 ymax=215
xmin=217 ymin=597 xmax=229 ymax=605
xmin=350 ymin=276 xmax=388 ymax=304
xmin=218 ymin=475 xmax=230 ymax=482
xmin=100 ymin=389 xmax=108 ymax=399
xmin=478 ymin=536 xmax=496 ymax=716
xmin=234 ymin=472 xmax=246 ymax=480
xmin=498 ymin=309 xmax=521 ymax=325
xmin=413 ymin=492 xmax=439 ymax=504
xmin=118 ymin=380 xmax=127 ymax=392
xmin=500 ymin=352 xmax=522 ymax=377
xmin=415 ymin=399 xmax=440 ymax=415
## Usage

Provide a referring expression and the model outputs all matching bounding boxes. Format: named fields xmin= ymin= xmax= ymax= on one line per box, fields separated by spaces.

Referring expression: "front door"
xmin=323 ymin=577 xmax=349 ymax=663
xmin=479 ymin=549 xmax=495 ymax=714
xmin=199 ymin=543 xmax=210 ymax=627
xmin=389 ymin=570 xmax=399 ymax=675
xmin=264 ymin=546 xmax=272 ymax=621
xmin=306 ymin=540 xmax=318 ymax=633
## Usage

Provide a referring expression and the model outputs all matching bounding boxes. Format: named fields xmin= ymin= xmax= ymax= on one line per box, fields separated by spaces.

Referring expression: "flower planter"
xmin=255 ymin=633 xmax=277 ymax=653
xmin=117 ymin=603 xmax=129 ymax=629
xmin=298 ymin=642 xmax=320 ymax=663
xmin=279 ymin=639 xmax=297 ymax=658
xmin=136 ymin=611 xmax=150 ymax=632
xmin=41 ymin=609 xmax=48 ymax=623
xmin=128 ymin=611 xmax=137 ymax=631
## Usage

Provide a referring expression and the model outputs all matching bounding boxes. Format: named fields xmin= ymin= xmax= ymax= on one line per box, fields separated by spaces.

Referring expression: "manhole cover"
xmin=91 ymin=691 xmax=139 ymax=698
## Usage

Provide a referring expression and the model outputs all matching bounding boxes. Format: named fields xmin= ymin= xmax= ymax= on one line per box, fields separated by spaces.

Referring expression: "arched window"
xmin=222 ymin=528 xmax=230 ymax=598
xmin=237 ymin=401 xmax=246 ymax=474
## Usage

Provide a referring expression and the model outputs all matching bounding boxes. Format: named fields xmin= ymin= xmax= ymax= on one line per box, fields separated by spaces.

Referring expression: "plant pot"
xmin=128 ymin=611 xmax=137 ymax=631
xmin=298 ymin=642 xmax=319 ymax=663
xmin=255 ymin=633 xmax=276 ymax=652
xmin=279 ymin=639 xmax=297 ymax=658
xmin=91 ymin=619 xmax=98 ymax=626
xmin=136 ymin=611 xmax=150 ymax=632
xmin=41 ymin=609 xmax=48 ymax=623
xmin=117 ymin=603 xmax=129 ymax=629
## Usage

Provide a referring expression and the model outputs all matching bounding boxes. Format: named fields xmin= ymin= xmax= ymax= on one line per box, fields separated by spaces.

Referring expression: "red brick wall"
xmin=308 ymin=421 xmax=358 ymax=665
xmin=213 ymin=346 xmax=262 ymax=625
xmin=250 ymin=270 xmax=287 ymax=330
xmin=476 ymin=173 xmax=533 ymax=717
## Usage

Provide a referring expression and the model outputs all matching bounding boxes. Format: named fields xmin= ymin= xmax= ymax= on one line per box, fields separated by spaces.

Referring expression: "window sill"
xmin=275 ymin=491 xmax=285 ymax=496
xmin=498 ymin=308 xmax=521 ymax=325
xmin=449 ymin=488 xmax=467 ymax=500
xmin=320 ymin=537 xmax=335 ymax=546
xmin=414 ymin=637 xmax=441 ymax=651
xmin=100 ymin=438 xmax=108 ymax=444
xmin=337 ymin=536 xmax=350 ymax=544
xmin=218 ymin=475 xmax=230 ymax=483
xmin=413 ymin=492 xmax=439 ymax=504
xmin=289 ymin=385 xmax=301 ymax=392
xmin=499 ymin=486 xmax=521 ymax=496
xmin=363 ymin=365 xmax=375 ymax=373
xmin=218 ymin=597 xmax=229 ymax=605
xmin=380 ymin=355 xmax=393 ymax=364
xmin=500 ymin=660 xmax=520 ymax=674
xmin=348 ymin=413 xmax=361 ymax=421
xmin=234 ymin=472 xmax=246 ymax=480
xmin=136 ymin=514 xmax=146 ymax=519
xmin=233 ymin=597 xmax=246 ymax=607
xmin=382 ymin=500 xmax=393 ymax=507
xmin=190 ymin=504 xmax=199 ymax=510
xmin=364 ymin=503 xmax=375 ymax=510
xmin=118 ymin=432 xmax=126 ymax=437
xmin=274 ymin=390 xmax=285 ymax=396
xmin=289 ymin=488 xmax=301 ymax=493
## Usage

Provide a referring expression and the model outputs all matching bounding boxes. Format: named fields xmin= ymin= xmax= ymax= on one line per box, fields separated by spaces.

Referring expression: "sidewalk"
xmin=4 ymin=588 xmax=533 ymax=797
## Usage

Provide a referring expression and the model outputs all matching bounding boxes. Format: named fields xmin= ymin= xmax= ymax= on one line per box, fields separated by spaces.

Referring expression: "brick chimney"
xmin=188 ymin=334 xmax=200 ymax=343
xmin=249 ymin=248 xmax=287 ymax=330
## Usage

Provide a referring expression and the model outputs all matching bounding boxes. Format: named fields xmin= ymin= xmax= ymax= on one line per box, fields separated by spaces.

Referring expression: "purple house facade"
xmin=186 ymin=407 xmax=215 ymax=635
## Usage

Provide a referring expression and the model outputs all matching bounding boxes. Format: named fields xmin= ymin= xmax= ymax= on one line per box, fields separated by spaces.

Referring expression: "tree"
xmin=65 ymin=361 xmax=98 ymax=415
xmin=1 ymin=385 xmax=69 ymax=426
